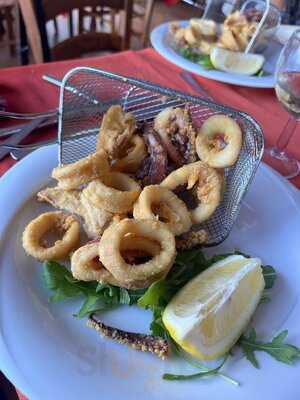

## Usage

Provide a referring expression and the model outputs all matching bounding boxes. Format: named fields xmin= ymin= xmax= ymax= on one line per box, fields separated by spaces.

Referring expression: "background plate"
xmin=0 ymin=145 xmax=300 ymax=400
xmin=150 ymin=21 xmax=279 ymax=88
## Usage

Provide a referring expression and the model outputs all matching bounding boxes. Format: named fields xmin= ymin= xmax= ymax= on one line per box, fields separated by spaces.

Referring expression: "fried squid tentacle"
xmin=137 ymin=129 xmax=168 ymax=186
xmin=154 ymin=106 xmax=197 ymax=165
xmin=87 ymin=315 xmax=169 ymax=359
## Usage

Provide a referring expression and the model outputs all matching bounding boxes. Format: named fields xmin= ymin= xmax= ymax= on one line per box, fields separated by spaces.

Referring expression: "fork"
xmin=0 ymin=116 xmax=49 ymax=160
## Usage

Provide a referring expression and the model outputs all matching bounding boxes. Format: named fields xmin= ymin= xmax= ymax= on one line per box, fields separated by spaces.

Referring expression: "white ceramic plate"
xmin=1 ymin=145 xmax=300 ymax=400
xmin=150 ymin=21 xmax=279 ymax=88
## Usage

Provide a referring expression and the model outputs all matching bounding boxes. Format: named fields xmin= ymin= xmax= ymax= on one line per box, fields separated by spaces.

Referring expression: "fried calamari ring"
xmin=22 ymin=212 xmax=80 ymax=261
xmin=112 ymin=135 xmax=147 ymax=173
xmin=133 ymin=185 xmax=191 ymax=236
xmin=99 ymin=219 xmax=176 ymax=287
xmin=196 ymin=115 xmax=242 ymax=168
xmin=83 ymin=172 xmax=141 ymax=213
xmin=52 ymin=150 xmax=109 ymax=190
xmin=161 ymin=161 xmax=222 ymax=224
xmin=71 ymin=241 xmax=120 ymax=284
xmin=71 ymin=237 xmax=161 ymax=286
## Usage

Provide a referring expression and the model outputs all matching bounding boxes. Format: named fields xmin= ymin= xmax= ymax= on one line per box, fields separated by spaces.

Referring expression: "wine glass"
xmin=264 ymin=29 xmax=300 ymax=179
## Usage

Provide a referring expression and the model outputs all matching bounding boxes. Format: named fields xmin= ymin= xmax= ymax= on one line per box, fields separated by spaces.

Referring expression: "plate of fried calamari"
xmin=150 ymin=11 xmax=281 ymax=88
xmin=1 ymin=68 xmax=300 ymax=400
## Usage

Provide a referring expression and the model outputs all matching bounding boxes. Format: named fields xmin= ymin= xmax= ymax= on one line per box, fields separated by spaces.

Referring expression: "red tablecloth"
xmin=0 ymin=48 xmax=299 ymax=399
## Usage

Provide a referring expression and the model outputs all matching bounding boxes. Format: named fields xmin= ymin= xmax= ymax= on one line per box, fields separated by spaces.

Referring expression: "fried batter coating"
xmin=154 ymin=106 xmax=197 ymax=164
xmin=22 ymin=211 xmax=80 ymax=261
xmin=161 ymin=161 xmax=222 ymax=224
xmin=37 ymin=187 xmax=113 ymax=238
xmin=99 ymin=219 xmax=176 ymax=288
xmin=133 ymin=185 xmax=191 ymax=236
xmin=52 ymin=150 xmax=109 ymax=190
xmin=176 ymin=230 xmax=209 ymax=249
xmin=96 ymin=105 xmax=136 ymax=159
xmin=196 ymin=115 xmax=242 ymax=168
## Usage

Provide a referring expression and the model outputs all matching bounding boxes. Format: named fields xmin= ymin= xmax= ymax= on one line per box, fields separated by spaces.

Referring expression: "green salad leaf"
xmin=261 ymin=265 xmax=277 ymax=289
xmin=239 ymin=328 xmax=300 ymax=369
xmin=43 ymin=261 xmax=146 ymax=317
xmin=164 ymin=339 xmax=239 ymax=385
xmin=179 ymin=48 xmax=214 ymax=69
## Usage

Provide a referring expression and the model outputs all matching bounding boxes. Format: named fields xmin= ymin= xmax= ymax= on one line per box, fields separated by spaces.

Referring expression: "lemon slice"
xmin=162 ymin=254 xmax=264 ymax=360
xmin=210 ymin=47 xmax=265 ymax=75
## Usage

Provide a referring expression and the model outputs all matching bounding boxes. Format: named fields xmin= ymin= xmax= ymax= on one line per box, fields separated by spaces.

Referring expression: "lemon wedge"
xmin=210 ymin=47 xmax=265 ymax=75
xmin=162 ymin=254 xmax=264 ymax=360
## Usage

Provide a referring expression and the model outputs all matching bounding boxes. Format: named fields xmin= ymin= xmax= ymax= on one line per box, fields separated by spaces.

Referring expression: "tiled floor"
xmin=0 ymin=1 xmax=200 ymax=68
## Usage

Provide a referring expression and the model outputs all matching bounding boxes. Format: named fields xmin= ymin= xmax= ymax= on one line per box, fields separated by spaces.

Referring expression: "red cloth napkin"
xmin=0 ymin=48 xmax=298 ymax=400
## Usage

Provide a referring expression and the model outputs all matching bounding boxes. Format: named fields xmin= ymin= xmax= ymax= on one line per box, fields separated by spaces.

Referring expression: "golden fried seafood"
xmin=22 ymin=212 xmax=80 ymax=261
xmin=71 ymin=237 xmax=160 ymax=288
xmin=112 ymin=135 xmax=147 ymax=173
xmin=71 ymin=241 xmax=120 ymax=284
xmin=176 ymin=230 xmax=209 ymax=249
xmin=120 ymin=235 xmax=161 ymax=257
xmin=87 ymin=315 xmax=169 ymax=359
xmin=96 ymin=105 xmax=136 ymax=159
xmin=83 ymin=172 xmax=141 ymax=214
xmin=37 ymin=187 xmax=83 ymax=214
xmin=99 ymin=219 xmax=176 ymax=288
xmin=37 ymin=186 xmax=114 ymax=238
xmin=196 ymin=115 xmax=242 ymax=168
xmin=190 ymin=18 xmax=217 ymax=39
xmin=80 ymin=194 xmax=114 ymax=238
xmin=219 ymin=11 xmax=257 ymax=52
xmin=170 ymin=19 xmax=217 ymax=53
xmin=52 ymin=150 xmax=109 ymax=190
xmin=133 ymin=185 xmax=191 ymax=236
xmin=161 ymin=161 xmax=222 ymax=224
xmin=154 ymin=107 xmax=197 ymax=165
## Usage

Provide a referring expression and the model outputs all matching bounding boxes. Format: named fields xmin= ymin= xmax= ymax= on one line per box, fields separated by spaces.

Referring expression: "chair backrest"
xmin=18 ymin=0 xmax=133 ymax=63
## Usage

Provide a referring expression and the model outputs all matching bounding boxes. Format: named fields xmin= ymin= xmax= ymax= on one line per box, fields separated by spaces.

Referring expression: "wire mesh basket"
xmin=58 ymin=67 xmax=264 ymax=246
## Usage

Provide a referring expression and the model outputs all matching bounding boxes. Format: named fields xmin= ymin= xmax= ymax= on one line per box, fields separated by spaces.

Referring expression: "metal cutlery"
xmin=0 ymin=109 xmax=57 ymax=120
xmin=179 ymin=71 xmax=214 ymax=101
xmin=0 ymin=117 xmax=57 ymax=139
xmin=0 ymin=116 xmax=49 ymax=160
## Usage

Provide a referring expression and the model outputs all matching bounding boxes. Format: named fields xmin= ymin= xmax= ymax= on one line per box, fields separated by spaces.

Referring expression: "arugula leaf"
xmin=163 ymin=351 xmax=229 ymax=381
xmin=169 ymin=339 xmax=239 ymax=385
xmin=138 ymin=281 xmax=171 ymax=309
xmin=43 ymin=261 xmax=145 ymax=317
xmin=261 ymin=265 xmax=277 ymax=289
xmin=239 ymin=328 xmax=300 ymax=369
xmin=198 ymin=54 xmax=214 ymax=70
xmin=163 ymin=368 xmax=220 ymax=381
xmin=178 ymin=48 xmax=214 ymax=69
xmin=75 ymin=295 xmax=106 ymax=318
xmin=43 ymin=261 xmax=89 ymax=302
xmin=255 ymin=68 xmax=266 ymax=77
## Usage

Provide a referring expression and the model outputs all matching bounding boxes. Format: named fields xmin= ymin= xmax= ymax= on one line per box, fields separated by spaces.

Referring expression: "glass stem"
xmin=276 ymin=116 xmax=297 ymax=152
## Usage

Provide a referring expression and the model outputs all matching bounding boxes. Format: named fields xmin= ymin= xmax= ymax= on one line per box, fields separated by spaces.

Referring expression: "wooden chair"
xmin=0 ymin=0 xmax=16 ymax=56
xmin=18 ymin=0 xmax=133 ymax=63
xmin=131 ymin=0 xmax=155 ymax=48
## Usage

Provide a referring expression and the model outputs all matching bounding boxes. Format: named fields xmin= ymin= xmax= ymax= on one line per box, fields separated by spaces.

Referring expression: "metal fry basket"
xmin=58 ymin=67 xmax=264 ymax=246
